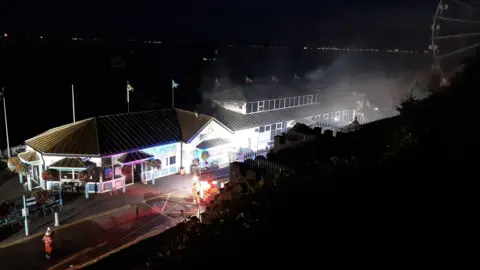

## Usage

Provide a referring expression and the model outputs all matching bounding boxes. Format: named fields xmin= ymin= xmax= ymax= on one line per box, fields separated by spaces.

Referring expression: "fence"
xmin=199 ymin=167 xmax=230 ymax=182
xmin=242 ymin=154 xmax=288 ymax=176
xmin=243 ymin=149 xmax=270 ymax=160
xmin=0 ymin=191 xmax=62 ymax=228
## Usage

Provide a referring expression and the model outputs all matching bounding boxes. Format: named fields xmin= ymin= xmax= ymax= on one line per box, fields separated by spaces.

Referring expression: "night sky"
xmin=1 ymin=0 xmax=437 ymax=46
xmin=0 ymin=0 xmax=440 ymax=148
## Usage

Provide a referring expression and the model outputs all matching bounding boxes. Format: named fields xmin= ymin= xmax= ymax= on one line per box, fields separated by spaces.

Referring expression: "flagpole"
xmin=2 ymin=87 xmax=10 ymax=158
xmin=172 ymin=83 xmax=174 ymax=108
xmin=127 ymin=85 xmax=130 ymax=113
xmin=71 ymin=84 xmax=76 ymax=123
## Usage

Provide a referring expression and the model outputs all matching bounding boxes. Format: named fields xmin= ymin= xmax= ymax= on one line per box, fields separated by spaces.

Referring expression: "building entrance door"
xmin=134 ymin=164 xmax=142 ymax=183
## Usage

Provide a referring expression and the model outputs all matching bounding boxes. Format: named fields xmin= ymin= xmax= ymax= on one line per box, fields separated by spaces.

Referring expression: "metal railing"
xmin=199 ymin=167 xmax=230 ymax=181
xmin=0 ymin=191 xmax=62 ymax=228
xmin=243 ymin=149 xmax=270 ymax=160
xmin=243 ymin=158 xmax=288 ymax=176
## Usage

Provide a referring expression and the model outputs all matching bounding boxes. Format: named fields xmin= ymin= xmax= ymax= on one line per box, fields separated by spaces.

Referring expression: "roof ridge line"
xmin=98 ymin=108 xmax=174 ymax=118
xmin=25 ymin=118 xmax=93 ymax=142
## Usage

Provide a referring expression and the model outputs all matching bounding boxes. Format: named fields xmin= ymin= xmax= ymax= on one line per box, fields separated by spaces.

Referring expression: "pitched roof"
xmin=25 ymin=118 xmax=100 ymax=156
xmin=18 ymin=151 xmax=40 ymax=163
xmin=196 ymin=138 xmax=231 ymax=149
xmin=49 ymin=158 xmax=87 ymax=168
xmin=175 ymin=109 xmax=213 ymax=142
xmin=117 ymin=151 xmax=154 ymax=164
xmin=25 ymin=108 xmax=201 ymax=156
xmin=201 ymin=102 xmax=340 ymax=131
xmin=96 ymin=109 xmax=181 ymax=155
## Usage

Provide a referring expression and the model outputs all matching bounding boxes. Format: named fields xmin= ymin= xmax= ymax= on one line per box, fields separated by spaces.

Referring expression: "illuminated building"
xmin=199 ymin=83 xmax=362 ymax=152
xmin=22 ymin=109 xmax=233 ymax=193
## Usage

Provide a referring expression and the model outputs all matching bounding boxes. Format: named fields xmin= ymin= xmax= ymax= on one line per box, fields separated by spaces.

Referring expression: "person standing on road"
xmin=42 ymin=227 xmax=54 ymax=259
xmin=192 ymin=182 xmax=200 ymax=206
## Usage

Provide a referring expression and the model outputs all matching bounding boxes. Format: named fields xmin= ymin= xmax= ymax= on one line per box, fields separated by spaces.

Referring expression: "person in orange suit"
xmin=42 ymin=227 xmax=54 ymax=259
xmin=192 ymin=182 xmax=200 ymax=206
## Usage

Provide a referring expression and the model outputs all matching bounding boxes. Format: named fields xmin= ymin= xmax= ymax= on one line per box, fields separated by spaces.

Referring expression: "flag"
xmin=127 ymin=81 xmax=134 ymax=92
xmin=271 ymin=76 xmax=278 ymax=83
xmin=245 ymin=76 xmax=253 ymax=84
xmin=172 ymin=80 xmax=179 ymax=89
xmin=215 ymin=78 xmax=221 ymax=88
xmin=127 ymin=81 xmax=134 ymax=103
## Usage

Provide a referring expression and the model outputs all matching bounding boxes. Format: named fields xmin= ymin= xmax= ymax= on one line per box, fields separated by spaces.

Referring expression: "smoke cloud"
xmin=199 ymin=45 xmax=433 ymax=115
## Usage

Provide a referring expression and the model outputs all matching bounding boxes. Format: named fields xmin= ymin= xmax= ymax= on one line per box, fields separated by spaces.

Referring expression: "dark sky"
xmin=1 ymin=0 xmax=438 ymax=46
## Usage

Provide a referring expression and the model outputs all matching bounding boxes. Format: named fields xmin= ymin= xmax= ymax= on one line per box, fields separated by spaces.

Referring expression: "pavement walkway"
xmin=0 ymin=173 xmax=194 ymax=246
xmin=0 ymin=191 xmax=197 ymax=270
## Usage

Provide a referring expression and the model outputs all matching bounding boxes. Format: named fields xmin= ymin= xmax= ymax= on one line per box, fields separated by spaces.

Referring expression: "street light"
xmin=1 ymin=88 xmax=10 ymax=157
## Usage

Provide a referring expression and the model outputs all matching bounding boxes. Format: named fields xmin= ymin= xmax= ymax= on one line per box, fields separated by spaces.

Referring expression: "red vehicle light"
xmin=200 ymin=181 xmax=211 ymax=190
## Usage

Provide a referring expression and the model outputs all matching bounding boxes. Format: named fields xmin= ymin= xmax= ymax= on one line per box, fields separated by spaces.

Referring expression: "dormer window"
xmin=258 ymin=101 xmax=264 ymax=112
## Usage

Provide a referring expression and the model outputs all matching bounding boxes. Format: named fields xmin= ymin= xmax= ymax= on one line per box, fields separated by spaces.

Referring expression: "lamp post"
xmin=1 ymin=87 xmax=10 ymax=157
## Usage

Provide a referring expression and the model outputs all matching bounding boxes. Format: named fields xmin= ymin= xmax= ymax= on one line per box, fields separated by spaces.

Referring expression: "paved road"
xmin=0 ymin=188 xmax=198 ymax=270
xmin=0 ymin=173 xmax=194 ymax=245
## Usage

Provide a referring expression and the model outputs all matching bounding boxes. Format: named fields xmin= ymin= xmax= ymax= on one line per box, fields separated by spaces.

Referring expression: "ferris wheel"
xmin=431 ymin=0 xmax=480 ymax=84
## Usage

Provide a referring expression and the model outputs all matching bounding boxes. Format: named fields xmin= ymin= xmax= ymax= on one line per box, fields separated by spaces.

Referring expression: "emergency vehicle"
xmin=192 ymin=173 xmax=229 ymax=203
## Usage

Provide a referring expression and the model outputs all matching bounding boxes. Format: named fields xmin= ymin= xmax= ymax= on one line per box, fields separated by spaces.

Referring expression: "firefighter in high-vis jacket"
xmin=192 ymin=178 xmax=200 ymax=206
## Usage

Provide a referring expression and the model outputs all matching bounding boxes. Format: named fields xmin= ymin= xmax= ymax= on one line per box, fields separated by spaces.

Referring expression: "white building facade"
xmin=21 ymin=109 xmax=233 ymax=193
xmin=208 ymin=91 xmax=361 ymax=155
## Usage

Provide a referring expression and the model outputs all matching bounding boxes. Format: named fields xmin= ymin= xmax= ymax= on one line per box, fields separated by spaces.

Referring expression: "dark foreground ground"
xmin=86 ymin=181 xmax=339 ymax=270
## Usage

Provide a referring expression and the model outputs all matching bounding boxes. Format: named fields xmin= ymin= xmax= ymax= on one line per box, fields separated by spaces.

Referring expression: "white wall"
xmin=232 ymin=122 xmax=289 ymax=153
xmin=141 ymin=142 xmax=182 ymax=176
xmin=232 ymin=128 xmax=256 ymax=150
xmin=182 ymin=120 xmax=234 ymax=173
xmin=218 ymin=101 xmax=246 ymax=114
